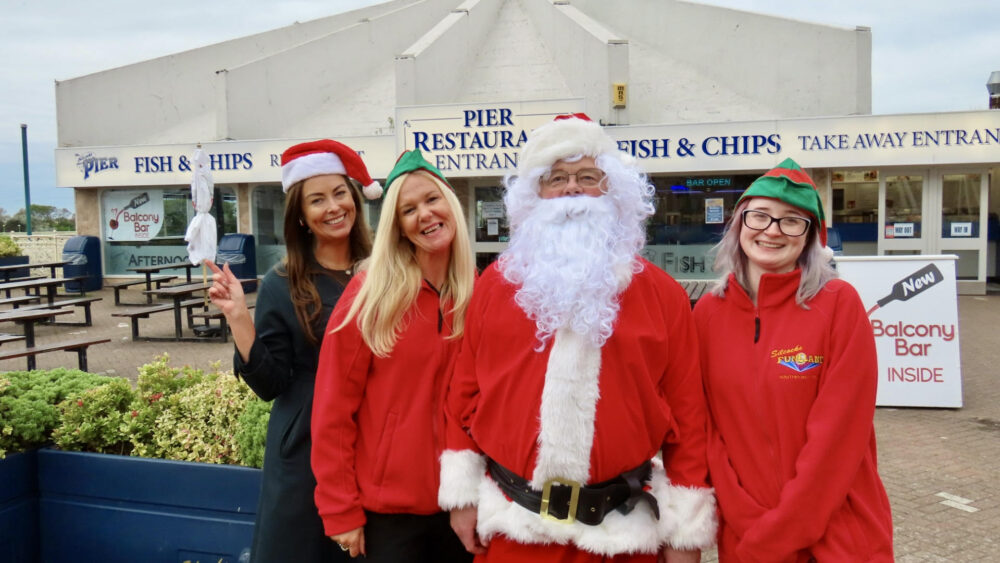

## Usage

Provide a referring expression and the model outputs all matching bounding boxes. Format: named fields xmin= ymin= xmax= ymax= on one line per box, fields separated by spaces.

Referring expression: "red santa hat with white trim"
xmin=280 ymin=139 xmax=382 ymax=199
xmin=516 ymin=113 xmax=628 ymax=177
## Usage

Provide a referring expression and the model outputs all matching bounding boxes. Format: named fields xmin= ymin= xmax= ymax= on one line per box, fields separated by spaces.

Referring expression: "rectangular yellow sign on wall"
xmin=612 ymin=83 xmax=627 ymax=108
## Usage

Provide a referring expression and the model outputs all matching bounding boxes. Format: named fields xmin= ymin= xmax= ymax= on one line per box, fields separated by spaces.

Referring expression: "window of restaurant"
xmin=831 ymin=170 xmax=879 ymax=255
xmin=468 ymin=175 xmax=755 ymax=278
xmin=252 ymin=184 xmax=285 ymax=275
xmin=643 ymin=174 xmax=754 ymax=279
xmin=102 ymin=186 xmax=237 ymax=276
xmin=251 ymin=183 xmax=385 ymax=276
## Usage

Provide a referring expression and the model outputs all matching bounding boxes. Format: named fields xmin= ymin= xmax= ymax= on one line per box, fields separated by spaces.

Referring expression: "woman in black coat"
xmin=207 ymin=139 xmax=382 ymax=562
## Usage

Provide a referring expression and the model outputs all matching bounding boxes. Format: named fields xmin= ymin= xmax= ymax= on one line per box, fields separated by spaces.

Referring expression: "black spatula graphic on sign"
xmin=866 ymin=263 xmax=943 ymax=316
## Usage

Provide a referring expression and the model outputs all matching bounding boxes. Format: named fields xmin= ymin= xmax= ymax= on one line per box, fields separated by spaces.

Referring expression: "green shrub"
xmin=143 ymin=373 xmax=257 ymax=465
xmin=234 ymin=398 xmax=272 ymax=469
xmin=0 ymin=369 xmax=116 ymax=457
xmin=128 ymin=353 xmax=207 ymax=453
xmin=4 ymin=356 xmax=271 ymax=468
xmin=52 ymin=378 xmax=136 ymax=455
xmin=135 ymin=353 xmax=207 ymax=396
xmin=0 ymin=235 xmax=22 ymax=257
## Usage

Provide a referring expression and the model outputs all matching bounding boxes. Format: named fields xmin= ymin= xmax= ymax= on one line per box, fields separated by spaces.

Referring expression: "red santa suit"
xmin=694 ymin=271 xmax=894 ymax=562
xmin=439 ymin=260 xmax=716 ymax=557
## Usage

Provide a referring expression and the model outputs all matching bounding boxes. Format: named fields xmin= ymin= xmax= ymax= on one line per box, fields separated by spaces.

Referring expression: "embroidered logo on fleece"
xmin=770 ymin=346 xmax=824 ymax=376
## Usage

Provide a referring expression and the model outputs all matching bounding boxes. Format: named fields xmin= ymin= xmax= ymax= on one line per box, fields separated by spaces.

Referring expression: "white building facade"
xmin=54 ymin=0 xmax=1000 ymax=293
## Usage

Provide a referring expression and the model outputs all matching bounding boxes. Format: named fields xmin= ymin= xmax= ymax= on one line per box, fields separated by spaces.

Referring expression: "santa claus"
xmin=439 ymin=114 xmax=717 ymax=562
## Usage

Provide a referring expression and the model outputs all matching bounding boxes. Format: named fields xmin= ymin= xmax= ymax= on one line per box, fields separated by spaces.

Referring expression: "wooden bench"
xmin=0 ymin=333 xmax=26 ymax=346
xmin=0 ymin=275 xmax=45 ymax=297
xmin=0 ymin=295 xmax=42 ymax=308
xmin=108 ymin=275 xmax=177 ymax=305
xmin=189 ymin=304 xmax=254 ymax=342
xmin=111 ymin=298 xmax=204 ymax=340
xmin=0 ymin=337 xmax=111 ymax=371
xmin=18 ymin=296 xmax=103 ymax=326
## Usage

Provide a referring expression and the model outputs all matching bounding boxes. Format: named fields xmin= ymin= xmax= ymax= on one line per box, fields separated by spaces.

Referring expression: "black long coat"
xmin=234 ymin=265 xmax=351 ymax=563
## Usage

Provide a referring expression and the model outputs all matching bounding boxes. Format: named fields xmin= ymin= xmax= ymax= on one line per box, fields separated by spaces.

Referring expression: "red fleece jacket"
xmin=694 ymin=271 xmax=893 ymax=562
xmin=311 ymin=273 xmax=460 ymax=536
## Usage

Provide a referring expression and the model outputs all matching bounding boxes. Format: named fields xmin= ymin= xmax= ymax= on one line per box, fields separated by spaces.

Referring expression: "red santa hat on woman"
xmin=280 ymin=139 xmax=382 ymax=199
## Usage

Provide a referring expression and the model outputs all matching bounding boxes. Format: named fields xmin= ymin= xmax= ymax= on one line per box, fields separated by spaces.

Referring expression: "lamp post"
xmin=988 ymin=71 xmax=1000 ymax=110
xmin=20 ymin=124 xmax=32 ymax=235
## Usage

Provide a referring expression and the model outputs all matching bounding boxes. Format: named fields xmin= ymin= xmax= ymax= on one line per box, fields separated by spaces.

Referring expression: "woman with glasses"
xmin=693 ymin=158 xmax=894 ymax=562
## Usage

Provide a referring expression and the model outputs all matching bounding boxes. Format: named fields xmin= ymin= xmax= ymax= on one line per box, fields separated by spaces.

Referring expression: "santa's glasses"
xmin=540 ymin=168 xmax=606 ymax=189
xmin=741 ymin=209 xmax=811 ymax=237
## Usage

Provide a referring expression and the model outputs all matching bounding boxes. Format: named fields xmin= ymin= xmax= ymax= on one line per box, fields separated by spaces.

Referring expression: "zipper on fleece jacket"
xmin=754 ymin=314 xmax=760 ymax=343
xmin=424 ymin=279 xmax=444 ymax=333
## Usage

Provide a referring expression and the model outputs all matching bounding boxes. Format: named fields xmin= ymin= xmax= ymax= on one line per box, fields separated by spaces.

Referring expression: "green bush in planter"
xmin=234 ymin=397 xmax=271 ymax=469
xmin=2 ymin=355 xmax=271 ymax=467
xmin=0 ymin=368 xmax=116 ymax=457
xmin=51 ymin=378 xmax=135 ymax=455
xmin=127 ymin=354 xmax=208 ymax=454
xmin=0 ymin=234 xmax=22 ymax=257
xmin=146 ymin=373 xmax=258 ymax=465
xmin=51 ymin=354 xmax=270 ymax=467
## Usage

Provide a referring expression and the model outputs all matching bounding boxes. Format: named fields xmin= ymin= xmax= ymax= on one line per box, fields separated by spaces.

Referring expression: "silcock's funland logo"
xmin=770 ymin=345 xmax=824 ymax=374
xmin=76 ymin=152 xmax=119 ymax=180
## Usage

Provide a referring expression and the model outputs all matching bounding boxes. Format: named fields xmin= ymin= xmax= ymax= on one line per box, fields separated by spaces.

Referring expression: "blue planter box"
xmin=37 ymin=449 xmax=261 ymax=563
xmin=0 ymin=450 xmax=39 ymax=563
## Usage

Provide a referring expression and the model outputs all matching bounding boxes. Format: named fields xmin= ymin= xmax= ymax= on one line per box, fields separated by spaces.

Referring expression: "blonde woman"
xmin=311 ymin=150 xmax=475 ymax=562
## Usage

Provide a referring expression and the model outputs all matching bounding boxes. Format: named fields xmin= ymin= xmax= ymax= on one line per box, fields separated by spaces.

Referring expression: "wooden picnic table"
xmin=0 ymin=277 xmax=86 ymax=302
xmin=0 ymin=307 xmax=74 ymax=369
xmin=128 ymin=263 xmax=203 ymax=304
xmin=0 ymin=260 xmax=70 ymax=283
xmin=142 ymin=282 xmax=212 ymax=340
xmin=130 ymin=262 xmax=200 ymax=284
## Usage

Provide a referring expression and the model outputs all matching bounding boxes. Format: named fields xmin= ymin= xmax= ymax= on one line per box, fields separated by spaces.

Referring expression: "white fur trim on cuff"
xmin=648 ymin=458 xmax=718 ymax=550
xmin=438 ymin=449 xmax=486 ymax=510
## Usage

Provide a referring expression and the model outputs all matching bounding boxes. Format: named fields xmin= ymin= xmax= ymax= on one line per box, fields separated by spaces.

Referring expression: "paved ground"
xmin=2 ymin=284 xmax=998 ymax=561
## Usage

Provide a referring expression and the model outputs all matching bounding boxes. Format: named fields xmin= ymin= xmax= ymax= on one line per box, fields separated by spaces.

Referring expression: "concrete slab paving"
xmin=2 ymin=286 xmax=997 ymax=561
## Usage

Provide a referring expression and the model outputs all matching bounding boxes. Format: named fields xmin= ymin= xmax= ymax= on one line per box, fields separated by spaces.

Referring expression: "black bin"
xmin=216 ymin=234 xmax=257 ymax=293
xmin=62 ymin=235 xmax=102 ymax=293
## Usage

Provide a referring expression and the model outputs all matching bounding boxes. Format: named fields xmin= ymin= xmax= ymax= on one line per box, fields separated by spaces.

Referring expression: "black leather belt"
xmin=486 ymin=458 xmax=660 ymax=526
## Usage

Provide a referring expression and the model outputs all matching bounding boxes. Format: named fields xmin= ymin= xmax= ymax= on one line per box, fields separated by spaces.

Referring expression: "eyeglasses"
xmin=540 ymin=168 xmax=606 ymax=189
xmin=741 ymin=209 xmax=811 ymax=237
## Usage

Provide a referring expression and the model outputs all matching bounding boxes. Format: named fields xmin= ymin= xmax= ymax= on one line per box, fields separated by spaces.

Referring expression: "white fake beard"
xmin=498 ymin=195 xmax=635 ymax=348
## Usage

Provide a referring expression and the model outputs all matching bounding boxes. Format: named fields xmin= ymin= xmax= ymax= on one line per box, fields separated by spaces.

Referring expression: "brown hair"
xmin=280 ymin=177 xmax=373 ymax=345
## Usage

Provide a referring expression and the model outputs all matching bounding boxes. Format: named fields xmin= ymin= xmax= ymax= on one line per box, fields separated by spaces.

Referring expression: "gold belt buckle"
xmin=540 ymin=477 xmax=581 ymax=523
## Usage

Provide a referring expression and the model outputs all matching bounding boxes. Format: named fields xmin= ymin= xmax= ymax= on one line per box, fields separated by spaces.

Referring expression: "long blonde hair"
xmin=335 ymin=170 xmax=475 ymax=357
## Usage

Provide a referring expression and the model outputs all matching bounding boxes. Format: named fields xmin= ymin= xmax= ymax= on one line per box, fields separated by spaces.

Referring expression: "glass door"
xmin=469 ymin=185 xmax=509 ymax=272
xmin=937 ymin=171 xmax=988 ymax=292
xmin=879 ymin=172 xmax=927 ymax=256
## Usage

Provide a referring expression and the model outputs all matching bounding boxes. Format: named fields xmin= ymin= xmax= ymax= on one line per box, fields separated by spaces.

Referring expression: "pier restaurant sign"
xmin=395 ymin=99 xmax=586 ymax=177
xmin=57 ymin=109 xmax=1000 ymax=187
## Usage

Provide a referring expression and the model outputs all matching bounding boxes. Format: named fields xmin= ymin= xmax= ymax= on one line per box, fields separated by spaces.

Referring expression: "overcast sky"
xmin=2 ymin=0 xmax=997 ymax=213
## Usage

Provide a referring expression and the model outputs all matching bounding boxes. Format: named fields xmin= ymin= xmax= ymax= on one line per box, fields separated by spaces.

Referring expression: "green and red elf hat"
xmin=384 ymin=149 xmax=454 ymax=191
xmin=737 ymin=157 xmax=827 ymax=246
